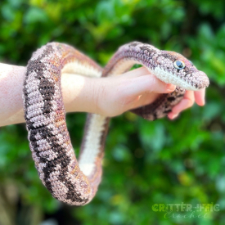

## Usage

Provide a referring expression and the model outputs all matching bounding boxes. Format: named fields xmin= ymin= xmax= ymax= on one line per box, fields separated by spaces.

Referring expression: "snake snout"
xmin=191 ymin=71 xmax=210 ymax=90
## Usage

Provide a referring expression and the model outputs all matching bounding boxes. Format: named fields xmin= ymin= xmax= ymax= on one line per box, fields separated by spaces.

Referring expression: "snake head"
xmin=152 ymin=50 xmax=209 ymax=91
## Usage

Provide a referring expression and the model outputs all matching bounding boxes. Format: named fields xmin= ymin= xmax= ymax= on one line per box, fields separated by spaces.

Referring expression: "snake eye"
xmin=174 ymin=60 xmax=185 ymax=69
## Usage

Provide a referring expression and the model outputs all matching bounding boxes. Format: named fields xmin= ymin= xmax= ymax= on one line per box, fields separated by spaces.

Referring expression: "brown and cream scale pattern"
xmin=23 ymin=42 xmax=209 ymax=206
xmin=103 ymin=42 xmax=209 ymax=120
xmin=23 ymin=42 xmax=105 ymax=205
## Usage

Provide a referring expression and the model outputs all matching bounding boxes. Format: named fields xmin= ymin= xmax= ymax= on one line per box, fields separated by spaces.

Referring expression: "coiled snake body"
xmin=23 ymin=42 xmax=209 ymax=205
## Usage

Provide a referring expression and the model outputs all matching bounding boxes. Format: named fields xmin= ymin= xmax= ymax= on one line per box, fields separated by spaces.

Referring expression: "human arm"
xmin=0 ymin=64 xmax=205 ymax=127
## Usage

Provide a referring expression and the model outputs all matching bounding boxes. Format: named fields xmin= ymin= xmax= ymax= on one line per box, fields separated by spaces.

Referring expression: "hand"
xmin=0 ymin=64 xmax=206 ymax=127
xmin=92 ymin=67 xmax=206 ymax=118
xmin=167 ymin=88 xmax=205 ymax=120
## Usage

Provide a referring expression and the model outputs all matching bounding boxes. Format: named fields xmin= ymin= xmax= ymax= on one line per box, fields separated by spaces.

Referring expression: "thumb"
xmin=119 ymin=75 xmax=176 ymax=113
xmin=125 ymin=74 xmax=176 ymax=97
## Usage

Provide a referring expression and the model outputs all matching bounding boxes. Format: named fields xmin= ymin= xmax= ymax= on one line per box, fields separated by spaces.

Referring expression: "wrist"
xmin=62 ymin=74 xmax=102 ymax=115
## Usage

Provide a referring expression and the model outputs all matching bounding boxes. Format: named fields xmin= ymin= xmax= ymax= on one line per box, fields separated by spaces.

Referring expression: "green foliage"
xmin=0 ymin=0 xmax=225 ymax=224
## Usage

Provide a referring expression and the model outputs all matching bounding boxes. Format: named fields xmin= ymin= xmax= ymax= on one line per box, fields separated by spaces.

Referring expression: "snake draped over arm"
xmin=23 ymin=42 xmax=209 ymax=205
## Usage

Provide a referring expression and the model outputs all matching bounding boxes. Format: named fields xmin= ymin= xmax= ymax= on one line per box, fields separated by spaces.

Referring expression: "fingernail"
xmin=166 ymin=84 xmax=176 ymax=92
xmin=171 ymin=113 xmax=179 ymax=119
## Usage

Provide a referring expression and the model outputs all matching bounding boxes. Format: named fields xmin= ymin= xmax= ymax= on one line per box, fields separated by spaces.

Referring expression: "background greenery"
xmin=0 ymin=0 xmax=225 ymax=224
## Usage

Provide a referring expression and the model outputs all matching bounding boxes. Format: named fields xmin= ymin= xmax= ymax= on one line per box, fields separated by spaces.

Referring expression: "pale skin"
xmin=0 ymin=63 xmax=205 ymax=127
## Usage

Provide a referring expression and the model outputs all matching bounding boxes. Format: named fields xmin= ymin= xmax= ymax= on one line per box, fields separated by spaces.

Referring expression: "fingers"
xmin=97 ymin=65 xmax=207 ymax=118
xmin=194 ymin=88 xmax=205 ymax=106
xmin=95 ymin=67 xmax=177 ymax=117
xmin=121 ymin=67 xmax=150 ymax=78
xmin=168 ymin=90 xmax=194 ymax=120
xmin=126 ymin=75 xmax=176 ymax=97
xmin=118 ymin=75 xmax=176 ymax=114
xmin=168 ymin=88 xmax=206 ymax=120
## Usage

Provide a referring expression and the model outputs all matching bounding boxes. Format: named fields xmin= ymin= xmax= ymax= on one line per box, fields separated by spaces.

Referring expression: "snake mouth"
xmin=152 ymin=67 xmax=209 ymax=91
xmin=189 ymin=71 xmax=210 ymax=90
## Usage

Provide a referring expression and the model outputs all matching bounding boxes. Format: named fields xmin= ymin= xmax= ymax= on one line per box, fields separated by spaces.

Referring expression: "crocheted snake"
xmin=23 ymin=42 xmax=209 ymax=205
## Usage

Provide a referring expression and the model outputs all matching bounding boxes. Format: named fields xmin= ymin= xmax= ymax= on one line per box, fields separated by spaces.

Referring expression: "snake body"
xmin=23 ymin=42 xmax=209 ymax=205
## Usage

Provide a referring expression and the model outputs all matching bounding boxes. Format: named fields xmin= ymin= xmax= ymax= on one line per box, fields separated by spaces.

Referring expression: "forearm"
xmin=0 ymin=62 xmax=204 ymax=127
xmin=0 ymin=63 xmax=26 ymax=126
xmin=0 ymin=63 xmax=98 ymax=127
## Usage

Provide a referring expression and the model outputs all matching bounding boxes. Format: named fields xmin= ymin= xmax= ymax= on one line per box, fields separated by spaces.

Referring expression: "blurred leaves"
xmin=0 ymin=0 xmax=225 ymax=224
